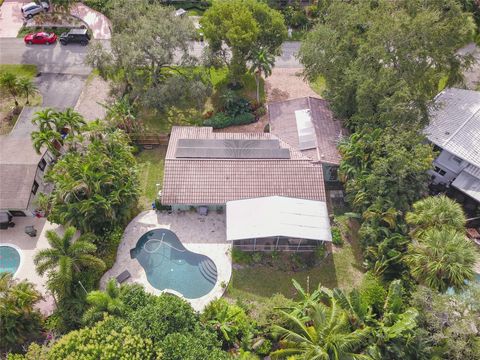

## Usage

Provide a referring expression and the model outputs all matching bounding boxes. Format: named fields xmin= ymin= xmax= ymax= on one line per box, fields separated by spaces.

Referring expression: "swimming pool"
xmin=130 ymin=229 xmax=217 ymax=299
xmin=0 ymin=245 xmax=21 ymax=275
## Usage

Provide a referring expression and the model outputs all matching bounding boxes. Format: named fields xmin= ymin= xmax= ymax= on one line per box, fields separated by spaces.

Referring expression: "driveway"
xmin=0 ymin=0 xmax=27 ymax=38
xmin=71 ymin=2 xmax=111 ymax=40
xmin=37 ymin=73 xmax=87 ymax=108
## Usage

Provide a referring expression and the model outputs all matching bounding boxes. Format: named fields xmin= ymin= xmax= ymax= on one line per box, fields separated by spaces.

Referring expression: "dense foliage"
xmin=299 ymin=0 xmax=475 ymax=129
xmin=0 ymin=274 xmax=43 ymax=354
xmin=41 ymin=129 xmax=139 ymax=236
xmin=201 ymin=0 xmax=286 ymax=83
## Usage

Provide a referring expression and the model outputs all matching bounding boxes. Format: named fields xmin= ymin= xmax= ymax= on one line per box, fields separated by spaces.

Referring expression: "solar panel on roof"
xmin=175 ymin=138 xmax=290 ymax=159
xmin=177 ymin=139 xmax=281 ymax=149
xmin=175 ymin=147 xmax=290 ymax=159
xmin=295 ymin=109 xmax=317 ymax=151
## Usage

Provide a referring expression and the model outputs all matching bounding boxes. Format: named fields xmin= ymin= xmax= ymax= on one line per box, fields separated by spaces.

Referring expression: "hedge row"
xmin=204 ymin=112 xmax=255 ymax=129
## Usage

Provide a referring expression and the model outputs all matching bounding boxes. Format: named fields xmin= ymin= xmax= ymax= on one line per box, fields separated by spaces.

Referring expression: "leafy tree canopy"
xmin=42 ymin=129 xmax=139 ymax=235
xmin=299 ymin=0 xmax=475 ymax=129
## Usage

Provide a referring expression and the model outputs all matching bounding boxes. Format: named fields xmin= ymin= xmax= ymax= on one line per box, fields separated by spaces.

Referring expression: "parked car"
xmin=59 ymin=28 xmax=90 ymax=46
xmin=24 ymin=32 xmax=57 ymax=45
xmin=21 ymin=2 xmax=49 ymax=19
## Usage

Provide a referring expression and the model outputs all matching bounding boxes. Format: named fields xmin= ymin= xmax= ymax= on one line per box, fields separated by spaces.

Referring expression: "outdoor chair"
xmin=116 ymin=270 xmax=131 ymax=284
xmin=24 ymin=226 xmax=37 ymax=237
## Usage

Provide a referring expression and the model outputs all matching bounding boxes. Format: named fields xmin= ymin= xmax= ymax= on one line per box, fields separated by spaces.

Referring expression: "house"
xmin=425 ymin=88 xmax=480 ymax=212
xmin=0 ymin=137 xmax=53 ymax=218
xmin=268 ymin=96 xmax=346 ymax=195
xmin=161 ymin=126 xmax=332 ymax=251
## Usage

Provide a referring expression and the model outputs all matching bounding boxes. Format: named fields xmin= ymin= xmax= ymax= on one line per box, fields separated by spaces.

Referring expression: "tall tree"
xmin=201 ymin=0 xmax=286 ymax=85
xmin=299 ymin=0 xmax=475 ymax=129
xmin=406 ymin=228 xmax=477 ymax=292
xmin=0 ymin=72 xmax=21 ymax=107
xmin=17 ymin=76 xmax=38 ymax=105
xmin=0 ymin=273 xmax=43 ymax=353
xmin=41 ymin=130 xmax=139 ymax=235
xmin=248 ymin=47 xmax=275 ymax=103
xmin=34 ymin=226 xmax=106 ymax=301
xmin=406 ymin=195 xmax=466 ymax=237
xmin=86 ymin=0 xmax=211 ymax=114
xmin=82 ymin=278 xmax=125 ymax=326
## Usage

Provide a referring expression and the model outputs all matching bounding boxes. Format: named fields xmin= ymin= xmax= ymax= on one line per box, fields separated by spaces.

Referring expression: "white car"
xmin=21 ymin=2 xmax=49 ymax=19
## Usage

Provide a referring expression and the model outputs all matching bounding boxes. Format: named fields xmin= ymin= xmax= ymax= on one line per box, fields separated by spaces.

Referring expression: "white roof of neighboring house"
xmin=425 ymin=88 xmax=480 ymax=168
xmin=452 ymin=164 xmax=480 ymax=202
xmin=226 ymin=196 xmax=332 ymax=242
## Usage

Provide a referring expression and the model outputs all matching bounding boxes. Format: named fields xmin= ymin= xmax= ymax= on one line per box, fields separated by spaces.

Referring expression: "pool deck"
xmin=101 ymin=210 xmax=232 ymax=311
xmin=0 ymin=216 xmax=58 ymax=315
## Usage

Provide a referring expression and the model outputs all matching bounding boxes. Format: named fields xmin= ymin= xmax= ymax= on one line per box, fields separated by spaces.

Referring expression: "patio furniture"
xmin=197 ymin=206 xmax=208 ymax=216
xmin=0 ymin=212 xmax=11 ymax=230
xmin=24 ymin=226 xmax=37 ymax=237
xmin=116 ymin=270 xmax=131 ymax=284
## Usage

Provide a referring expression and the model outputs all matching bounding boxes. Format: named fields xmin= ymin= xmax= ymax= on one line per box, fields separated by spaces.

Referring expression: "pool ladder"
xmin=198 ymin=259 xmax=217 ymax=285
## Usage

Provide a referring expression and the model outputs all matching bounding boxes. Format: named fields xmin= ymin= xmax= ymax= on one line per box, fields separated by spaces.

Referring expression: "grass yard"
xmin=0 ymin=64 xmax=42 ymax=135
xmin=310 ymin=75 xmax=326 ymax=97
xmin=227 ymin=222 xmax=364 ymax=302
xmin=136 ymin=147 xmax=167 ymax=210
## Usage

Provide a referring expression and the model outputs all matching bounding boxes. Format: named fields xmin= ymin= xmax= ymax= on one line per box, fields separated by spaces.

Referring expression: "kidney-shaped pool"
xmin=130 ymin=229 xmax=218 ymax=299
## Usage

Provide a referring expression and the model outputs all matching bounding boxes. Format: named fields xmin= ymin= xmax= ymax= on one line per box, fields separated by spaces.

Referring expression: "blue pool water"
xmin=131 ymin=229 xmax=217 ymax=299
xmin=0 ymin=246 xmax=20 ymax=274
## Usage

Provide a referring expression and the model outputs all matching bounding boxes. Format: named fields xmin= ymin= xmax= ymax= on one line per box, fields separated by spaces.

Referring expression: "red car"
xmin=24 ymin=32 xmax=57 ymax=45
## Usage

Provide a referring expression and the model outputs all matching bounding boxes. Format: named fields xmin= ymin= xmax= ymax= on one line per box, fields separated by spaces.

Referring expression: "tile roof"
xmin=161 ymin=127 xmax=326 ymax=205
xmin=268 ymin=97 xmax=345 ymax=165
xmin=0 ymin=164 xmax=37 ymax=210
xmin=425 ymin=88 xmax=480 ymax=168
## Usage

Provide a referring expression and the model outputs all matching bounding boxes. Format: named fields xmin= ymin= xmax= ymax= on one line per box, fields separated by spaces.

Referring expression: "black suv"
xmin=59 ymin=28 xmax=90 ymax=46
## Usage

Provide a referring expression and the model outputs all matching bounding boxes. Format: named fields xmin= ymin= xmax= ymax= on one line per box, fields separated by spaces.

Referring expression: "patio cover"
xmin=452 ymin=168 xmax=480 ymax=202
xmin=226 ymin=196 xmax=332 ymax=242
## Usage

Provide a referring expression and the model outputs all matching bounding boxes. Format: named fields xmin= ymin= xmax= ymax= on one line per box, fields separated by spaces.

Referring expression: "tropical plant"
xmin=31 ymin=108 xmax=86 ymax=156
xmin=248 ymin=47 xmax=275 ymax=103
xmin=42 ymin=129 xmax=139 ymax=235
xmin=406 ymin=195 xmax=466 ymax=236
xmin=0 ymin=273 xmax=43 ymax=353
xmin=34 ymin=226 xmax=106 ymax=301
xmin=82 ymin=278 xmax=125 ymax=326
xmin=17 ymin=76 xmax=38 ymax=105
xmin=0 ymin=72 xmax=21 ymax=107
xmin=406 ymin=228 xmax=477 ymax=292
xmin=103 ymin=97 xmax=141 ymax=133
xmin=271 ymin=296 xmax=370 ymax=359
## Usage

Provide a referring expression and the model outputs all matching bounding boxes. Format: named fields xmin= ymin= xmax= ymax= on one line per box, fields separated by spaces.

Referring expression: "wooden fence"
xmin=129 ymin=133 xmax=169 ymax=146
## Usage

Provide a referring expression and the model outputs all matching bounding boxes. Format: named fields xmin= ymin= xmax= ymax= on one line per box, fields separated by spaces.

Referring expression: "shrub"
xmin=204 ymin=112 xmax=255 ymax=129
xmin=221 ymin=91 xmax=251 ymax=117
xmin=331 ymin=227 xmax=344 ymax=246
xmin=252 ymin=252 xmax=263 ymax=264
xmin=231 ymin=248 xmax=253 ymax=265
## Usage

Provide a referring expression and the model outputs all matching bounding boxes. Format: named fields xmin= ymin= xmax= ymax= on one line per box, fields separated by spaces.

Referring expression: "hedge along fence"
xmin=204 ymin=112 xmax=255 ymax=129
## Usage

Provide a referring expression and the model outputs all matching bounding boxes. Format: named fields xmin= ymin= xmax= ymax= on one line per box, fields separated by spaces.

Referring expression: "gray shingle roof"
xmin=161 ymin=127 xmax=326 ymax=205
xmin=268 ymin=97 xmax=346 ymax=165
xmin=425 ymin=88 xmax=480 ymax=168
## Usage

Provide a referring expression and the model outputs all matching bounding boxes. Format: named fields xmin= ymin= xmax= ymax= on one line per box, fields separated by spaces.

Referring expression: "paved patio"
xmin=101 ymin=210 xmax=232 ymax=311
xmin=0 ymin=216 xmax=58 ymax=315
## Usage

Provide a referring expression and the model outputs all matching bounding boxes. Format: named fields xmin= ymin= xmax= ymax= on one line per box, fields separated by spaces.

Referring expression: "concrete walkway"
xmin=0 ymin=0 xmax=27 ymax=38
xmin=70 ymin=2 xmax=111 ymax=40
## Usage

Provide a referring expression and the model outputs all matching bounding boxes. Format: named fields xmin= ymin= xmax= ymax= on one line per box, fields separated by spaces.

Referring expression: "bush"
xmin=221 ymin=91 xmax=251 ymax=117
xmin=232 ymin=248 xmax=253 ymax=265
xmin=204 ymin=112 xmax=255 ymax=129
xmin=331 ymin=227 xmax=344 ymax=246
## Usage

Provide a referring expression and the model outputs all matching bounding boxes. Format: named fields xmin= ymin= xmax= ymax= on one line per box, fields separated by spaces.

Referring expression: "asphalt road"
xmin=0 ymin=39 xmax=302 ymax=73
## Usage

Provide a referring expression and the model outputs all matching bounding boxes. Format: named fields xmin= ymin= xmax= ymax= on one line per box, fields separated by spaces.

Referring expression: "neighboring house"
xmin=268 ymin=97 xmax=346 ymax=193
xmin=0 ymin=137 xmax=53 ymax=217
xmin=425 ymin=88 xmax=480 ymax=209
xmin=161 ymin=126 xmax=332 ymax=251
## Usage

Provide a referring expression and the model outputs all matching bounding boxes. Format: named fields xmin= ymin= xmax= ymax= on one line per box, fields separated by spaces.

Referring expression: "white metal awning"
xmin=226 ymin=196 xmax=332 ymax=242
xmin=452 ymin=168 xmax=480 ymax=202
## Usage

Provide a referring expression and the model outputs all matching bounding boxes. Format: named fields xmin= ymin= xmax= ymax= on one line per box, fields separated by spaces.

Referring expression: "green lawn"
xmin=310 ymin=75 xmax=326 ymax=97
xmin=0 ymin=64 xmax=38 ymax=78
xmin=0 ymin=64 xmax=42 ymax=135
xmin=227 ymin=225 xmax=364 ymax=302
xmin=136 ymin=147 xmax=167 ymax=210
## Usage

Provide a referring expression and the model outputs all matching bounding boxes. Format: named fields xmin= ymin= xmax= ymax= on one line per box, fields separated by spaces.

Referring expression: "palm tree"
xmin=406 ymin=228 xmax=477 ymax=292
xmin=34 ymin=226 xmax=106 ymax=301
xmin=0 ymin=72 xmax=21 ymax=107
xmin=271 ymin=298 xmax=370 ymax=359
xmin=0 ymin=273 xmax=43 ymax=353
xmin=249 ymin=47 xmax=275 ymax=103
xmin=32 ymin=107 xmax=57 ymax=131
xmin=406 ymin=195 xmax=466 ymax=236
xmin=83 ymin=278 xmax=125 ymax=325
xmin=31 ymin=128 xmax=63 ymax=156
xmin=55 ymin=108 xmax=86 ymax=136
xmin=17 ymin=76 xmax=38 ymax=105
